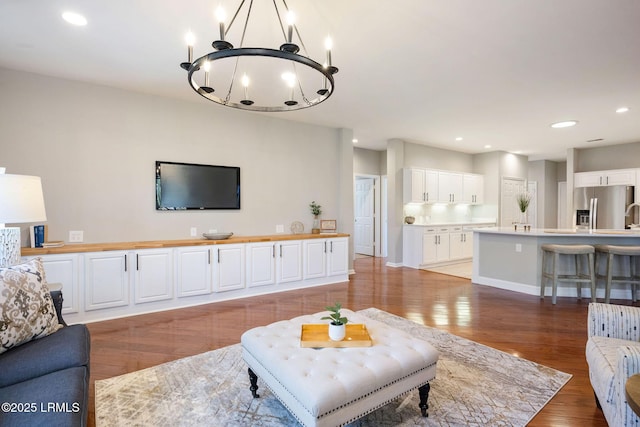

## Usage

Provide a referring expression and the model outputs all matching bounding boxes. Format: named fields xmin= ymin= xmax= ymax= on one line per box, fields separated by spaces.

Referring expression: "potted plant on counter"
xmin=516 ymin=192 xmax=532 ymax=225
xmin=322 ymin=302 xmax=349 ymax=341
xmin=310 ymin=201 xmax=322 ymax=234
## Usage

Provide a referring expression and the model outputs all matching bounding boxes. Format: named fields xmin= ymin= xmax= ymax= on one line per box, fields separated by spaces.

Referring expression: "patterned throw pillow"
xmin=0 ymin=257 xmax=62 ymax=354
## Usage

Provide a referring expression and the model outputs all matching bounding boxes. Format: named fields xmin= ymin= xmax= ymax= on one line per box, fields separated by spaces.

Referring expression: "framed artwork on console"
xmin=320 ymin=220 xmax=337 ymax=233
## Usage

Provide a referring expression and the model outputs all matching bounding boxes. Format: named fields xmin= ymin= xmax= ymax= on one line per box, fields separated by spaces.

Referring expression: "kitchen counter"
xmin=404 ymin=221 xmax=496 ymax=228
xmin=472 ymin=227 xmax=640 ymax=300
xmin=21 ymin=233 xmax=349 ymax=256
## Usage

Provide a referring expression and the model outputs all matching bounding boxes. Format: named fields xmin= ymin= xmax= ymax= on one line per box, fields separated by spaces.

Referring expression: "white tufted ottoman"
xmin=240 ymin=309 xmax=438 ymax=427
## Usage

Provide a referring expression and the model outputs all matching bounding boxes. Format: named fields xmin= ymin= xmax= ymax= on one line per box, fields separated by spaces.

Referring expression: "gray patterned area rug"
xmin=95 ymin=308 xmax=571 ymax=426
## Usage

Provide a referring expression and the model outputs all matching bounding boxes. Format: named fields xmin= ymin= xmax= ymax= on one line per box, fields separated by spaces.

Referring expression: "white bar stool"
xmin=540 ymin=244 xmax=596 ymax=304
xmin=594 ymin=245 xmax=640 ymax=303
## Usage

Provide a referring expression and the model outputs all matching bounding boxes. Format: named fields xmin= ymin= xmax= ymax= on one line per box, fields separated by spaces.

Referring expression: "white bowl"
xmin=202 ymin=232 xmax=233 ymax=240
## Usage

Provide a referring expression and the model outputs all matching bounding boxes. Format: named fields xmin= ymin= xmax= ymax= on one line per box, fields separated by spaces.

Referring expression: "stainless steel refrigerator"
xmin=573 ymin=185 xmax=635 ymax=230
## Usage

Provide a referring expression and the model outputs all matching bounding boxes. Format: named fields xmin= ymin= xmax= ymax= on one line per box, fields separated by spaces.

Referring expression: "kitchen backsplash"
xmin=404 ymin=203 xmax=473 ymax=224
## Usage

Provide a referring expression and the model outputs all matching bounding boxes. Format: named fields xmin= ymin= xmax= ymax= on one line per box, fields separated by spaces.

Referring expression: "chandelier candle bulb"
xmin=286 ymin=11 xmax=295 ymax=43
xmin=325 ymin=37 xmax=333 ymax=67
xmin=216 ymin=7 xmax=226 ymax=40
xmin=186 ymin=32 xmax=195 ymax=63
xmin=204 ymin=61 xmax=211 ymax=87
xmin=240 ymin=74 xmax=253 ymax=105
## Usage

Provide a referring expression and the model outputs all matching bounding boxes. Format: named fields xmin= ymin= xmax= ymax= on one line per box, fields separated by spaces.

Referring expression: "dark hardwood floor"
xmin=86 ymin=256 xmax=617 ymax=426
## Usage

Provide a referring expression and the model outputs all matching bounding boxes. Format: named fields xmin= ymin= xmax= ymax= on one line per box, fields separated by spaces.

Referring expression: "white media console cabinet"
xmin=21 ymin=234 xmax=350 ymax=324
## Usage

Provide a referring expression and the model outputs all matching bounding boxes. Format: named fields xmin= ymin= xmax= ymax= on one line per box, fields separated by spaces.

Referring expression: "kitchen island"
xmin=473 ymin=227 xmax=640 ymax=300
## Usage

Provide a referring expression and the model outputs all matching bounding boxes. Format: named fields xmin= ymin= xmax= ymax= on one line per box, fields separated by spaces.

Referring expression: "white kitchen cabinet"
xmin=303 ymin=239 xmax=327 ymax=279
xmin=463 ymin=173 xmax=484 ymax=204
xmin=276 ymin=240 xmax=303 ymax=284
xmin=327 ymin=237 xmax=349 ymax=276
xmin=403 ymin=168 xmax=439 ymax=203
xmin=423 ymin=227 xmax=450 ymax=264
xmin=449 ymin=227 xmax=473 ymax=260
xmin=84 ymin=251 xmax=130 ymax=311
xmin=404 ymin=168 xmax=426 ymax=203
xmin=462 ymin=231 xmax=474 ymax=258
xmin=574 ymin=169 xmax=636 ymax=187
xmin=438 ymin=172 xmax=463 ymax=203
xmin=133 ymin=249 xmax=174 ymax=304
xmin=246 ymin=242 xmax=276 ymax=288
xmin=424 ymin=170 xmax=439 ymax=203
xmin=24 ymin=253 xmax=80 ymax=314
xmin=213 ymin=244 xmax=245 ymax=292
xmin=175 ymin=246 xmax=212 ymax=297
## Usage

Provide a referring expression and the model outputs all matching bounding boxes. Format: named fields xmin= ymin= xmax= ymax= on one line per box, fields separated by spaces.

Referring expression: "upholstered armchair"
xmin=586 ymin=303 xmax=640 ymax=426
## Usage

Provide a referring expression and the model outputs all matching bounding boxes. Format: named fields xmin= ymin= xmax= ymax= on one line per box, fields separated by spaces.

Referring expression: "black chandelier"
xmin=180 ymin=0 xmax=338 ymax=112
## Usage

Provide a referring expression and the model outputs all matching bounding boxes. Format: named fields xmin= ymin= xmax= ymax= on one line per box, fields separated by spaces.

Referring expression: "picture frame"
xmin=320 ymin=219 xmax=337 ymax=233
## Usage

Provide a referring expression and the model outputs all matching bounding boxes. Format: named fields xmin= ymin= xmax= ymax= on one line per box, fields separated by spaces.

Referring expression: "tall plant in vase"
xmin=310 ymin=201 xmax=322 ymax=234
xmin=516 ymin=192 xmax=532 ymax=224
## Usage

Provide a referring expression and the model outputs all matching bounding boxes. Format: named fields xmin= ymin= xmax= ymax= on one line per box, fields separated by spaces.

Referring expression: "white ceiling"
xmin=1 ymin=0 xmax=639 ymax=161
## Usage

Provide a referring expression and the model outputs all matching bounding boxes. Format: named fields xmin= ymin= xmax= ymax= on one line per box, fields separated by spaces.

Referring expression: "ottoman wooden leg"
xmin=418 ymin=383 xmax=430 ymax=417
xmin=248 ymin=368 xmax=260 ymax=398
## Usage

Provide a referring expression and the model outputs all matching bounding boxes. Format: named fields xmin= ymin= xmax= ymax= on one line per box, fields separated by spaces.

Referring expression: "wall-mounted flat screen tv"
xmin=155 ymin=161 xmax=240 ymax=210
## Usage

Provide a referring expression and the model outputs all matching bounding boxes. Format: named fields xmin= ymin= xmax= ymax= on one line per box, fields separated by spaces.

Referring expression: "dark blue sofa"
xmin=0 ymin=291 xmax=90 ymax=426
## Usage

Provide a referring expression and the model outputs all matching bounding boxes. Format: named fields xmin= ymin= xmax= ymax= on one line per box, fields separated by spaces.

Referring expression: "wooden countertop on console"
xmin=21 ymin=233 xmax=349 ymax=256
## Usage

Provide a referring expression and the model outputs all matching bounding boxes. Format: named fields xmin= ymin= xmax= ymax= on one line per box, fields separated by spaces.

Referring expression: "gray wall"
xmin=404 ymin=143 xmax=474 ymax=172
xmin=354 ymin=147 xmax=382 ymax=175
xmin=0 ymin=68 xmax=353 ymax=251
xmin=575 ymin=142 xmax=640 ymax=172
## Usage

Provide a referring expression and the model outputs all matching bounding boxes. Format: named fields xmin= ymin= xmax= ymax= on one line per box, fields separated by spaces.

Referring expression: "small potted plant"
xmin=321 ymin=302 xmax=349 ymax=341
xmin=309 ymin=201 xmax=322 ymax=234
xmin=516 ymin=192 xmax=532 ymax=224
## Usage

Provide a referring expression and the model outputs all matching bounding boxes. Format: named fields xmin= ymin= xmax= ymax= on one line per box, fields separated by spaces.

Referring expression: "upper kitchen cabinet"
xmin=437 ymin=172 xmax=463 ymax=203
xmin=574 ymin=169 xmax=637 ymax=188
xmin=403 ymin=168 xmax=439 ymax=203
xmin=462 ymin=173 xmax=484 ymax=204
xmin=404 ymin=168 xmax=483 ymax=204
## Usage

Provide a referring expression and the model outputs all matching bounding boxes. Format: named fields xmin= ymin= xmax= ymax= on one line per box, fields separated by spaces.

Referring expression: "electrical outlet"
xmin=276 ymin=224 xmax=284 ymax=233
xmin=69 ymin=230 xmax=84 ymax=243
xmin=515 ymin=243 xmax=522 ymax=253
xmin=190 ymin=227 xmax=197 ymax=237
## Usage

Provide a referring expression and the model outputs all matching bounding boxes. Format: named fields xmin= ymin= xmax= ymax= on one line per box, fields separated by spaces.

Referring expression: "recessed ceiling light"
xmin=62 ymin=11 xmax=87 ymax=26
xmin=616 ymin=107 xmax=630 ymax=114
xmin=352 ymin=138 xmax=358 ymax=144
xmin=551 ymin=120 xmax=578 ymax=128
xmin=455 ymin=137 xmax=463 ymax=141
xmin=484 ymin=144 xmax=492 ymax=149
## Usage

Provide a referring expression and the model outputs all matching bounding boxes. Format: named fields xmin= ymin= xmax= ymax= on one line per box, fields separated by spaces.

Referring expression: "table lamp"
xmin=0 ymin=169 xmax=47 ymax=268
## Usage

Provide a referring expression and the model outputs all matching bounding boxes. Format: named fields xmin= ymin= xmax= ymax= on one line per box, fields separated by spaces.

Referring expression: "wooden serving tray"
xmin=300 ymin=324 xmax=373 ymax=348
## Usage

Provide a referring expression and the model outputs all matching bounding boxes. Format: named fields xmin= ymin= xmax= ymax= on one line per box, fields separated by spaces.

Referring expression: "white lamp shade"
xmin=0 ymin=174 xmax=47 ymax=224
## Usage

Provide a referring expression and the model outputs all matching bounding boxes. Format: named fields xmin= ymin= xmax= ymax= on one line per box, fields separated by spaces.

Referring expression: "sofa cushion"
xmin=0 ymin=258 xmax=61 ymax=354
xmin=0 ymin=324 xmax=90 ymax=388
xmin=0 ymin=366 xmax=88 ymax=427
xmin=586 ymin=335 xmax=640 ymax=404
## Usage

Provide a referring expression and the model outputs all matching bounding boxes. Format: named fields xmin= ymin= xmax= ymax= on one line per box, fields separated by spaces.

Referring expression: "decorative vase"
xmin=312 ymin=215 xmax=320 ymax=234
xmin=520 ymin=210 xmax=528 ymax=224
xmin=328 ymin=323 xmax=346 ymax=341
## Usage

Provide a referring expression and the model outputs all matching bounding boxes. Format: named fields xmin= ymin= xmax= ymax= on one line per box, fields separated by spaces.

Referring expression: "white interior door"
xmin=355 ymin=177 xmax=374 ymax=256
xmin=500 ymin=177 xmax=526 ymax=226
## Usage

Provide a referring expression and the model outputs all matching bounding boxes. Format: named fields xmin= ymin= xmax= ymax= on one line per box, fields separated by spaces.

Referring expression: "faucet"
xmin=625 ymin=202 xmax=640 ymax=216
